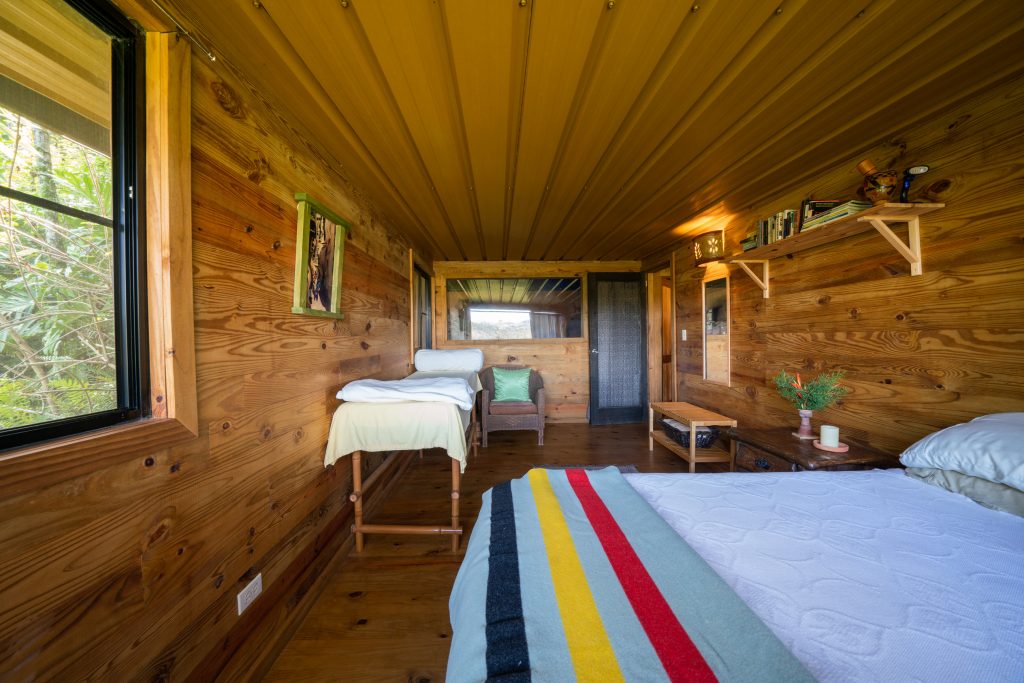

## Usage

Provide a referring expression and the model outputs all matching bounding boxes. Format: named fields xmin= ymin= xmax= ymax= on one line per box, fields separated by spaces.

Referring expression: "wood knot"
xmin=144 ymin=457 xmax=155 ymax=467
xmin=272 ymin=240 xmax=281 ymax=250
xmin=246 ymin=153 xmax=271 ymax=183
xmin=947 ymin=114 xmax=970 ymax=131
xmin=170 ymin=462 xmax=181 ymax=473
xmin=848 ymin=308 xmax=859 ymax=319
xmin=214 ymin=574 xmax=224 ymax=588
xmin=817 ymin=295 xmax=830 ymax=305
xmin=360 ymin=341 xmax=370 ymax=350
xmin=365 ymin=321 xmax=372 ymax=332
xmin=210 ymin=81 xmax=244 ymax=118
xmin=321 ymin=342 xmax=328 ymax=350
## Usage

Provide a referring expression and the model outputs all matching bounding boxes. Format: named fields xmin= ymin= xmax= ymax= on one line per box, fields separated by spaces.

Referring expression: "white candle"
xmin=820 ymin=425 xmax=840 ymax=448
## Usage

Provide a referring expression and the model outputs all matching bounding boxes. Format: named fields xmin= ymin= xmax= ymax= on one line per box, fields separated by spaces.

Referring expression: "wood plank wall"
xmin=0 ymin=52 xmax=412 ymax=681
xmin=674 ymin=73 xmax=1024 ymax=454
xmin=433 ymin=261 xmax=641 ymax=423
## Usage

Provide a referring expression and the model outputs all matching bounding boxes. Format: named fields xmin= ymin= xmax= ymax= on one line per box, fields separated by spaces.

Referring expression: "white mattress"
xmin=624 ymin=469 xmax=1024 ymax=683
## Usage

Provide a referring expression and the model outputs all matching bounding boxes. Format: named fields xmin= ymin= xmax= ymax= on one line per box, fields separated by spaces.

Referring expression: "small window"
xmin=446 ymin=277 xmax=583 ymax=341
xmin=0 ymin=0 xmax=143 ymax=449
xmin=413 ymin=265 xmax=432 ymax=351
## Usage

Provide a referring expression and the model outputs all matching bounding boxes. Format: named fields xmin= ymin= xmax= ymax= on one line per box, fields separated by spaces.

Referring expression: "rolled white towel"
xmin=414 ymin=348 xmax=484 ymax=372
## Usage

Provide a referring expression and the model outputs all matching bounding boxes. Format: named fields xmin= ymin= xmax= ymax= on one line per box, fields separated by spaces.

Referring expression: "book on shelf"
xmin=798 ymin=199 xmax=843 ymax=232
xmin=800 ymin=200 xmax=873 ymax=232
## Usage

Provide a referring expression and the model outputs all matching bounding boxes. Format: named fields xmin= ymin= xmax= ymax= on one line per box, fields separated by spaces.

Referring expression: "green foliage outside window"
xmin=0 ymin=107 xmax=117 ymax=430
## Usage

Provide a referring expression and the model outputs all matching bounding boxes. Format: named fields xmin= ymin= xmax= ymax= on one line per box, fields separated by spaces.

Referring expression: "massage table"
xmin=324 ymin=352 xmax=483 ymax=552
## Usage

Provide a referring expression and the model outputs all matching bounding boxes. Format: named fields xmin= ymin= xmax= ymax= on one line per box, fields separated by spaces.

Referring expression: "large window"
xmin=0 ymin=0 xmax=143 ymax=449
xmin=446 ymin=277 xmax=583 ymax=341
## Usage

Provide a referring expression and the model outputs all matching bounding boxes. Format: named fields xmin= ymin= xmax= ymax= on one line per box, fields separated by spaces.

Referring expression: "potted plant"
xmin=773 ymin=370 xmax=849 ymax=439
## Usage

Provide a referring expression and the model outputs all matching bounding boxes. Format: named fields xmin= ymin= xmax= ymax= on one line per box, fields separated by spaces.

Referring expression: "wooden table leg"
xmin=648 ymin=406 xmax=654 ymax=451
xmin=730 ymin=437 xmax=736 ymax=472
xmin=352 ymin=450 xmax=364 ymax=552
xmin=451 ymin=458 xmax=461 ymax=553
xmin=689 ymin=430 xmax=696 ymax=474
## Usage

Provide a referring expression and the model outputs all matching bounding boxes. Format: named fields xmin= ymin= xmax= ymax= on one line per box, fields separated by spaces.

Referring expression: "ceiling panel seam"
xmin=436 ymin=0 xmax=488 ymax=260
xmin=518 ymin=0 xmax=618 ymax=259
xmin=503 ymin=1 xmax=535 ymax=261
xmin=346 ymin=2 xmax=472 ymax=259
xmin=566 ymin=0 xmax=804 ymax=259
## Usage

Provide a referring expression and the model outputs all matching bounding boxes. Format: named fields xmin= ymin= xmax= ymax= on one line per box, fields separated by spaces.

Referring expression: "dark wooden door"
xmin=588 ymin=273 xmax=647 ymax=424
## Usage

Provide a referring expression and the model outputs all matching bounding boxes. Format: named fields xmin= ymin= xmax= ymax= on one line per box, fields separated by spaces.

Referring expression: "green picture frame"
xmin=292 ymin=193 xmax=349 ymax=319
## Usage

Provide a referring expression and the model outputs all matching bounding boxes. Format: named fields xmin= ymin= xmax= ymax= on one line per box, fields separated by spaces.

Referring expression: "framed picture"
xmin=292 ymin=193 xmax=349 ymax=318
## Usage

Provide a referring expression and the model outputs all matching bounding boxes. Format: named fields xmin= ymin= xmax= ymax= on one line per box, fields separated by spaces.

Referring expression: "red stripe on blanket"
xmin=566 ymin=469 xmax=718 ymax=683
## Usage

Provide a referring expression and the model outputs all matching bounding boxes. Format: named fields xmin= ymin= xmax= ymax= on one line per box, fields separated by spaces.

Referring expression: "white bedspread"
xmin=625 ymin=469 xmax=1024 ymax=683
xmin=337 ymin=376 xmax=475 ymax=411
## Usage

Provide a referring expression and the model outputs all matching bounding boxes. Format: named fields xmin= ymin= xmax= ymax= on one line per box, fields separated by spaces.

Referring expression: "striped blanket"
xmin=448 ymin=467 xmax=815 ymax=682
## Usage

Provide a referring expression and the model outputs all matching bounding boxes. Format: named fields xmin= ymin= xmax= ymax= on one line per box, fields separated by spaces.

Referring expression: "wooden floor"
xmin=263 ymin=422 xmax=722 ymax=682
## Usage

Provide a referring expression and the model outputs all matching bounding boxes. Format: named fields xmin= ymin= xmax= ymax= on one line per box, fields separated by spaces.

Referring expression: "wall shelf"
xmin=725 ymin=202 xmax=944 ymax=298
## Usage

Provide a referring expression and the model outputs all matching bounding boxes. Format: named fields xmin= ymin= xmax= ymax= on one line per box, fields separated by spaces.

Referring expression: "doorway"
xmin=588 ymin=273 xmax=647 ymax=424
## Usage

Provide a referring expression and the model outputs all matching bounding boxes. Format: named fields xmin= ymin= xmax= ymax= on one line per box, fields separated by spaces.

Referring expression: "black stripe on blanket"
xmin=485 ymin=481 xmax=532 ymax=682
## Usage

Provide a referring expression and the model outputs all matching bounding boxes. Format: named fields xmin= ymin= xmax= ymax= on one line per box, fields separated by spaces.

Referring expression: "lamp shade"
xmin=693 ymin=230 xmax=725 ymax=266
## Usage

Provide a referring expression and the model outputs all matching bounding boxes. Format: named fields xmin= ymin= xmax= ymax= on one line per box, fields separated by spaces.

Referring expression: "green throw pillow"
xmin=492 ymin=367 xmax=532 ymax=402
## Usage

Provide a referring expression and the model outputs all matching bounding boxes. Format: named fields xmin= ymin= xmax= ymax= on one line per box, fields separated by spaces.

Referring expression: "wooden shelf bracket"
xmin=730 ymin=259 xmax=769 ymax=298
xmin=860 ymin=216 xmax=923 ymax=276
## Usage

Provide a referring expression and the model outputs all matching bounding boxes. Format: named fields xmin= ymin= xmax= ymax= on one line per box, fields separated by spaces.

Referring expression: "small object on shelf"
xmin=660 ymin=419 xmax=719 ymax=449
xmin=857 ymin=158 xmax=900 ymax=205
xmin=820 ymin=424 xmax=840 ymax=447
xmin=899 ymin=164 xmax=930 ymax=202
xmin=800 ymin=200 xmax=873 ymax=231
xmin=813 ymin=440 xmax=850 ymax=453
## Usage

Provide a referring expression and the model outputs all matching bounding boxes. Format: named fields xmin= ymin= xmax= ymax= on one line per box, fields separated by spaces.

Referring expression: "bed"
xmin=448 ymin=415 xmax=1024 ymax=682
xmin=324 ymin=350 xmax=484 ymax=552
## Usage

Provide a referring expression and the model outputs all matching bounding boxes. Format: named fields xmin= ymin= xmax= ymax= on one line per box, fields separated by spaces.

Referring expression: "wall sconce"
xmin=693 ymin=229 xmax=725 ymax=266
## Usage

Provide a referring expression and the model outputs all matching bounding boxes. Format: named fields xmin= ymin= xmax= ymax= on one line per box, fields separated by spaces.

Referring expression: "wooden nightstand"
xmin=729 ymin=427 xmax=900 ymax=472
xmin=649 ymin=402 xmax=737 ymax=473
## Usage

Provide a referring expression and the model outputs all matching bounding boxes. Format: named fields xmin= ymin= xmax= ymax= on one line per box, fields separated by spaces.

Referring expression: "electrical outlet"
xmin=680 ymin=328 xmax=687 ymax=341
xmin=236 ymin=573 xmax=262 ymax=616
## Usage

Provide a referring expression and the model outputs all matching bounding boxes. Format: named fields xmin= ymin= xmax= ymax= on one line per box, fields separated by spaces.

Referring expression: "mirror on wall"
xmin=702 ymin=277 xmax=730 ymax=385
xmin=446 ymin=277 xmax=583 ymax=341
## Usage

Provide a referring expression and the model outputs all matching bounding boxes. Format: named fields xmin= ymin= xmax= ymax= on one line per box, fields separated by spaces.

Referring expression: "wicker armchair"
xmin=480 ymin=365 xmax=545 ymax=446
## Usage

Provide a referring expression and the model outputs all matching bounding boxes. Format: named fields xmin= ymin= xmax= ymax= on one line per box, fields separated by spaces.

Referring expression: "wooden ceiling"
xmin=166 ymin=0 xmax=1024 ymax=262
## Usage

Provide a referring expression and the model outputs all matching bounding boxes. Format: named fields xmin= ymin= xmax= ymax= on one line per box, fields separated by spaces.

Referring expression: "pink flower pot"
xmin=794 ymin=409 xmax=815 ymax=440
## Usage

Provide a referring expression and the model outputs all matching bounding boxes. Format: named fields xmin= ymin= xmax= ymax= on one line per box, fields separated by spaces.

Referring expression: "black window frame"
xmin=0 ymin=0 xmax=146 ymax=451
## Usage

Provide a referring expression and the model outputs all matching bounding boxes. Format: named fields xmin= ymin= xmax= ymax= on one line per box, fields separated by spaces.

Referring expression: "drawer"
xmin=734 ymin=444 xmax=795 ymax=472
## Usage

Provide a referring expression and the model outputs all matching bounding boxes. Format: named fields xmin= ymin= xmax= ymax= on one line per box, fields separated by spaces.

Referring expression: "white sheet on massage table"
xmin=624 ymin=469 xmax=1024 ymax=683
xmin=324 ymin=371 xmax=480 ymax=472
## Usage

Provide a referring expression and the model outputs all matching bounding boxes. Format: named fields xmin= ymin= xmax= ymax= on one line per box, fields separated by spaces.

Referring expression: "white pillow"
xmin=414 ymin=348 xmax=484 ymax=372
xmin=900 ymin=413 xmax=1024 ymax=491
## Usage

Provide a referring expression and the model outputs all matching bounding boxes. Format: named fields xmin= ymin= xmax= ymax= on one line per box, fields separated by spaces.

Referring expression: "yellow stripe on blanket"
xmin=527 ymin=469 xmax=625 ymax=683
